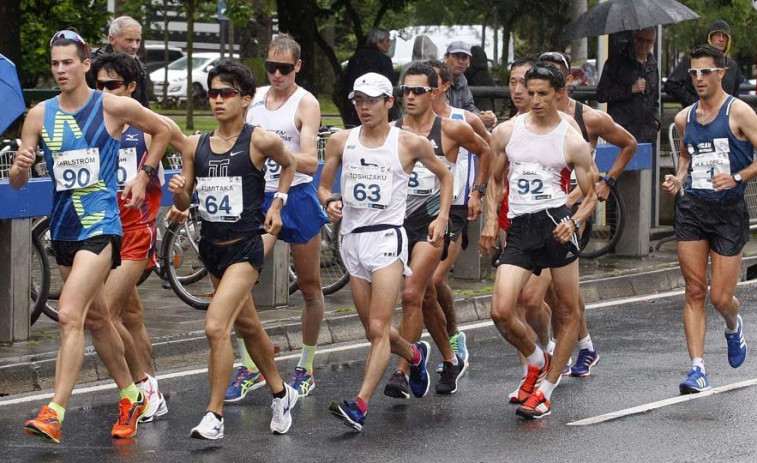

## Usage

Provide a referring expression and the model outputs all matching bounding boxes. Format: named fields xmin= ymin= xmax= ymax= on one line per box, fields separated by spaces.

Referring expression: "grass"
xmin=454 ymin=284 xmax=494 ymax=298
xmin=164 ymin=115 xmax=218 ymax=135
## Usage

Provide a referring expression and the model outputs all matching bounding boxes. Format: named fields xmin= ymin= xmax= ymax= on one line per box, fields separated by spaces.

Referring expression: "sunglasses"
xmin=688 ymin=67 xmax=724 ymax=78
xmin=352 ymin=95 xmax=385 ymax=106
xmin=96 ymin=80 xmax=129 ymax=91
xmin=207 ymin=87 xmax=241 ymax=99
xmin=50 ymin=30 xmax=88 ymax=47
xmin=527 ymin=65 xmax=558 ymax=80
xmin=400 ymin=85 xmax=435 ymax=96
xmin=264 ymin=61 xmax=296 ymax=75
xmin=539 ymin=52 xmax=570 ymax=71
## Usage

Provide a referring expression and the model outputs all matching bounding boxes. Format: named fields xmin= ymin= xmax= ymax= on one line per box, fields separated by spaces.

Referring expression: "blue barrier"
xmin=595 ymin=142 xmax=653 ymax=173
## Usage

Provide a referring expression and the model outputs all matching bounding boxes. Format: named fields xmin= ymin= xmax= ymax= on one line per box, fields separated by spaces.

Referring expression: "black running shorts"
xmin=674 ymin=193 xmax=750 ymax=257
xmin=51 ymin=235 xmax=122 ymax=269
xmin=199 ymin=233 xmax=265 ymax=278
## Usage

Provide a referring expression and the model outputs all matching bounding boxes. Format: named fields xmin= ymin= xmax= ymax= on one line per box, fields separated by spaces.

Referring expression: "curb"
xmin=3 ymin=256 xmax=757 ymax=397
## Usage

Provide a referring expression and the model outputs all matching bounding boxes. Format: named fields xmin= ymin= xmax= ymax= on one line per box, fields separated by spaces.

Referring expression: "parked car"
xmin=144 ymin=44 xmax=184 ymax=74
xmin=150 ymin=52 xmax=221 ymax=104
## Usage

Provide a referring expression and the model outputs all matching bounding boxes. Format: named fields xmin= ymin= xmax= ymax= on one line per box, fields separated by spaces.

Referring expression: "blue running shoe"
xmin=679 ymin=366 xmax=711 ymax=395
xmin=409 ymin=341 xmax=430 ymax=398
xmin=329 ymin=400 xmax=365 ymax=431
xmin=725 ymin=315 xmax=747 ymax=368
xmin=571 ymin=349 xmax=600 ymax=377
xmin=289 ymin=367 xmax=316 ymax=397
xmin=224 ymin=366 xmax=267 ymax=403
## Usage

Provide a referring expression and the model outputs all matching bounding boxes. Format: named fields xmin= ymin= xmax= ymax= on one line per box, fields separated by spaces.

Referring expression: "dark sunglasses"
xmin=50 ymin=30 xmax=88 ymax=47
xmin=527 ymin=65 xmax=558 ymax=80
xmin=207 ymin=87 xmax=241 ymax=99
xmin=400 ymin=85 xmax=435 ymax=96
xmin=96 ymin=80 xmax=129 ymax=91
xmin=539 ymin=52 xmax=570 ymax=71
xmin=264 ymin=61 xmax=296 ymax=75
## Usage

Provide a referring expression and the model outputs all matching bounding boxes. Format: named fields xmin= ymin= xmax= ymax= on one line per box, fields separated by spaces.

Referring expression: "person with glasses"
xmin=480 ymin=62 xmax=597 ymax=419
xmin=88 ymin=16 xmax=152 ymax=108
xmin=319 ymin=72 xmax=451 ymax=431
xmin=664 ymin=20 xmax=744 ymax=108
xmin=90 ymin=52 xmax=188 ymax=423
xmin=444 ymin=41 xmax=497 ymax=129
xmin=596 ymin=28 xmax=661 ymax=145
xmin=225 ymin=33 xmax=327 ymax=403
xmin=662 ymin=45 xmax=757 ymax=394
xmin=11 ymin=30 xmax=172 ymax=443
xmin=168 ymin=59 xmax=299 ymax=439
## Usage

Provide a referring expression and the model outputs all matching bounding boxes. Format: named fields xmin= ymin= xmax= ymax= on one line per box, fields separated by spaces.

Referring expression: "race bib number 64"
xmin=197 ymin=176 xmax=243 ymax=222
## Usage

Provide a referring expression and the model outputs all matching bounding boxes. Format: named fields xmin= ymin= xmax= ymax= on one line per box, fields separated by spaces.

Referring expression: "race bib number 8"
xmin=52 ymin=148 xmax=101 ymax=192
xmin=343 ymin=163 xmax=393 ymax=209
xmin=509 ymin=161 xmax=555 ymax=202
xmin=408 ymin=161 xmax=438 ymax=196
xmin=117 ymin=147 xmax=138 ymax=190
xmin=197 ymin=176 xmax=243 ymax=222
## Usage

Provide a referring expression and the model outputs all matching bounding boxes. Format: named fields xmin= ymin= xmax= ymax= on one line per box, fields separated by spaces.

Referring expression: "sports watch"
xmin=140 ymin=165 xmax=158 ymax=178
xmin=273 ymin=192 xmax=288 ymax=206
xmin=733 ymin=173 xmax=743 ymax=184
xmin=472 ymin=183 xmax=487 ymax=195
xmin=601 ymin=175 xmax=616 ymax=188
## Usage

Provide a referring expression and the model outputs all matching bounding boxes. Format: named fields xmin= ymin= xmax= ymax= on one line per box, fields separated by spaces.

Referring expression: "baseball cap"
xmin=349 ymin=72 xmax=393 ymax=99
xmin=446 ymin=41 xmax=472 ymax=56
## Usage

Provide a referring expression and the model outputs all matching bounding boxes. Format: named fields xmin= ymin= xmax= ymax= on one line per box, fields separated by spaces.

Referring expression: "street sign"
xmin=753 ymin=0 xmax=757 ymax=11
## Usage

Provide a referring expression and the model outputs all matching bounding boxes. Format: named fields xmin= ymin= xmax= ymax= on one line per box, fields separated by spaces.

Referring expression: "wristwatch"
xmin=472 ymin=183 xmax=487 ymax=195
xmin=140 ymin=165 xmax=157 ymax=178
xmin=601 ymin=175 xmax=616 ymax=188
xmin=733 ymin=173 xmax=743 ymax=184
xmin=273 ymin=192 xmax=288 ymax=206
xmin=572 ymin=218 xmax=582 ymax=230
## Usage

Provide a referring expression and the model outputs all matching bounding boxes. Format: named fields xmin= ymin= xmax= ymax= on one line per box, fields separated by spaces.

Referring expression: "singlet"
xmin=449 ymin=107 xmax=476 ymax=206
xmin=246 ymin=85 xmax=313 ymax=193
xmin=505 ymin=114 xmax=571 ymax=218
xmin=40 ymin=90 xmax=122 ymax=241
xmin=683 ymin=96 xmax=753 ymax=201
xmin=395 ymin=115 xmax=449 ymax=217
xmin=194 ymin=124 xmax=265 ymax=241
xmin=573 ymin=101 xmax=590 ymax=142
xmin=117 ymin=126 xmax=163 ymax=230
xmin=340 ymin=126 xmax=409 ymax=234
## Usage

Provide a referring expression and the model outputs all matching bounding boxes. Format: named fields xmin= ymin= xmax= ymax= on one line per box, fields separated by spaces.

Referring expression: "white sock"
xmin=521 ymin=363 xmax=529 ymax=377
xmin=578 ymin=335 xmax=594 ymax=352
xmin=540 ymin=380 xmax=557 ymax=400
xmin=545 ymin=339 xmax=556 ymax=355
xmin=725 ymin=315 xmax=741 ymax=333
xmin=445 ymin=355 xmax=459 ymax=366
xmin=692 ymin=357 xmax=705 ymax=373
xmin=526 ymin=347 xmax=545 ymax=369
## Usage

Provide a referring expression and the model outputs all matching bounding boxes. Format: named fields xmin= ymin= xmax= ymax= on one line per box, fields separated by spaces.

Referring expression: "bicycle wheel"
xmin=30 ymin=230 xmax=51 ymax=325
xmin=579 ymin=187 xmax=626 ymax=258
xmin=31 ymin=217 xmax=61 ymax=321
xmin=161 ymin=217 xmax=212 ymax=310
xmin=289 ymin=219 xmax=349 ymax=296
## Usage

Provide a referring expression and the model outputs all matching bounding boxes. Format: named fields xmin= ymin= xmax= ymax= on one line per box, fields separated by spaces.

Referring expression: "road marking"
xmin=2 ymin=280 xmax=755 ymax=408
xmin=567 ymin=378 xmax=757 ymax=426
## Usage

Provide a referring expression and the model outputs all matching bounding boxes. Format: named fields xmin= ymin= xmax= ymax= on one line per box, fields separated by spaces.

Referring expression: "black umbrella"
xmin=564 ymin=0 xmax=700 ymax=40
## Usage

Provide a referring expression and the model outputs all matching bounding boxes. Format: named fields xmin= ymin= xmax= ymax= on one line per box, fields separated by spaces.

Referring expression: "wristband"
xmin=601 ymin=175 xmax=616 ymax=188
xmin=324 ymin=197 xmax=339 ymax=209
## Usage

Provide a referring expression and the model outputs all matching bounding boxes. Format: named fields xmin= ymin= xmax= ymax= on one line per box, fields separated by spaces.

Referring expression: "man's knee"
xmin=710 ymin=290 xmax=735 ymax=312
xmin=205 ymin=319 xmax=230 ymax=344
xmin=402 ymin=284 xmax=424 ymax=310
xmin=684 ymin=279 xmax=708 ymax=303
xmin=366 ymin=318 xmax=390 ymax=343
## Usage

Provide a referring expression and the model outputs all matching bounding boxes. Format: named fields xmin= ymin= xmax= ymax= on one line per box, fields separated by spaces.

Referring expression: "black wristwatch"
xmin=601 ymin=175 xmax=616 ymax=188
xmin=140 ymin=165 xmax=158 ymax=178
xmin=472 ymin=183 xmax=487 ymax=195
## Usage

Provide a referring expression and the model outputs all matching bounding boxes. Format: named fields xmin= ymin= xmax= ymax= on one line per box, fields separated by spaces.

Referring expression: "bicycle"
xmin=577 ymin=185 xmax=626 ymax=258
xmin=287 ymin=218 xmax=349 ymax=296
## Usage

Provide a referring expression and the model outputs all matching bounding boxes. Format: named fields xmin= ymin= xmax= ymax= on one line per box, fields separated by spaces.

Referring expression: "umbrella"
xmin=0 ymin=53 xmax=26 ymax=134
xmin=564 ymin=0 xmax=700 ymax=40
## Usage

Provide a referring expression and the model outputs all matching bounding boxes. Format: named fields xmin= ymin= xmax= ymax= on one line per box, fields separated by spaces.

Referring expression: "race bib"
xmin=117 ymin=147 xmax=138 ymax=190
xmin=52 ymin=148 xmax=100 ymax=192
xmin=691 ymin=141 xmax=730 ymax=190
xmin=264 ymin=158 xmax=282 ymax=182
xmin=196 ymin=176 xmax=243 ymax=222
xmin=509 ymin=161 xmax=555 ymax=203
xmin=343 ymin=163 xmax=393 ymax=210
xmin=408 ymin=161 xmax=438 ymax=196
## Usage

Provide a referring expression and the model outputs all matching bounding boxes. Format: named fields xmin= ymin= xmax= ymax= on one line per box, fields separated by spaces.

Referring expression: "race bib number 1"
xmin=691 ymin=140 xmax=730 ymax=190
xmin=197 ymin=176 xmax=243 ymax=222
xmin=52 ymin=148 xmax=101 ymax=192
xmin=343 ymin=163 xmax=393 ymax=209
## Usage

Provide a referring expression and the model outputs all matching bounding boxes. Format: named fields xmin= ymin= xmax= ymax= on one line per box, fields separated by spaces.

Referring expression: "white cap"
xmin=349 ymin=72 xmax=393 ymax=99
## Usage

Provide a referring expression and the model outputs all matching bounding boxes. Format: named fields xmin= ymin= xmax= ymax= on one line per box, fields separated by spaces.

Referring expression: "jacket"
xmin=446 ymin=73 xmax=479 ymax=114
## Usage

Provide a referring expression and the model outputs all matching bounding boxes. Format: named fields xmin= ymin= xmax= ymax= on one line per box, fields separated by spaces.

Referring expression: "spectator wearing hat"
xmin=664 ymin=20 xmax=744 ymax=107
xmin=444 ymin=41 xmax=496 ymax=128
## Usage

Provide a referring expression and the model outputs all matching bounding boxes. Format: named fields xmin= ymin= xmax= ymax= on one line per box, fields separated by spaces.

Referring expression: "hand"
xmin=166 ymin=205 xmax=188 ymax=224
xmin=480 ymin=111 xmax=497 ymax=129
xmin=712 ymin=172 xmax=737 ymax=191
xmin=662 ymin=174 xmax=682 ymax=195
xmin=467 ymin=192 xmax=483 ymax=220
xmin=264 ymin=209 xmax=283 ymax=235
xmin=427 ymin=216 xmax=447 ymax=247
xmin=479 ymin=220 xmax=499 ymax=256
xmin=553 ymin=219 xmax=575 ymax=244
xmin=325 ymin=199 xmax=343 ymax=223
xmin=595 ymin=180 xmax=610 ymax=201
xmin=168 ymin=174 xmax=186 ymax=194
xmin=122 ymin=172 xmax=148 ymax=209
xmin=13 ymin=147 xmax=36 ymax=170
xmin=631 ymin=78 xmax=646 ymax=94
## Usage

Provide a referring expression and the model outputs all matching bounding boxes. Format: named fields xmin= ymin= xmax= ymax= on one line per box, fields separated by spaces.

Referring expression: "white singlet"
xmin=449 ymin=107 xmax=476 ymax=206
xmin=340 ymin=126 xmax=409 ymax=234
xmin=505 ymin=114 xmax=571 ymax=218
xmin=246 ymin=85 xmax=313 ymax=192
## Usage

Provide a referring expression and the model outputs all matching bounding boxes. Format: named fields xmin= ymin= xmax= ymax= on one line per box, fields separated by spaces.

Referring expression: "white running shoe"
xmin=137 ymin=375 xmax=160 ymax=422
xmin=155 ymin=392 xmax=168 ymax=418
xmin=270 ymin=383 xmax=299 ymax=434
xmin=190 ymin=412 xmax=224 ymax=440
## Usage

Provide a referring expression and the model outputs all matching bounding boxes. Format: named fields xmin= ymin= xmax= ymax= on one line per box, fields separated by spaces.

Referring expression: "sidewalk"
xmin=3 ymin=236 xmax=757 ymax=396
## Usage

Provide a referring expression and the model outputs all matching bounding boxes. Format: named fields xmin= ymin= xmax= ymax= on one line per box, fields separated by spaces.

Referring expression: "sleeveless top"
xmin=40 ymin=90 xmax=122 ymax=241
xmin=340 ymin=126 xmax=409 ymax=234
xmin=505 ymin=114 xmax=571 ymax=218
xmin=395 ymin=115 xmax=449 ymax=216
xmin=194 ymin=124 xmax=265 ymax=241
xmin=683 ymin=96 xmax=753 ymax=200
xmin=449 ymin=107 xmax=476 ymax=206
xmin=574 ymin=101 xmax=590 ymax=142
xmin=246 ymin=85 xmax=313 ymax=192
xmin=117 ymin=126 xmax=163 ymax=230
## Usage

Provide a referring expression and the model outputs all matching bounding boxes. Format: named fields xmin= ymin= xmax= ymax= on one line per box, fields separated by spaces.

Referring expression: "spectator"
xmin=87 ymin=16 xmax=152 ymax=108
xmin=664 ymin=20 xmax=743 ymax=107
xmin=343 ymin=28 xmax=397 ymax=126
xmin=399 ymin=34 xmax=437 ymax=84
xmin=464 ymin=45 xmax=495 ymax=112
xmin=444 ymin=41 xmax=496 ymax=128
xmin=597 ymin=28 xmax=660 ymax=144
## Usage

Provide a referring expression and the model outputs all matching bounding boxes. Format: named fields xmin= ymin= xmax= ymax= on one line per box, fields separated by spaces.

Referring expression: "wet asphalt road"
xmin=3 ymin=283 xmax=757 ymax=462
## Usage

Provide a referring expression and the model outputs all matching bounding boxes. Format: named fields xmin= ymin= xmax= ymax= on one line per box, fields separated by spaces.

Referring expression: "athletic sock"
xmin=445 ymin=354 xmax=459 ymax=366
xmin=136 ymin=376 xmax=149 ymax=385
xmin=237 ymin=337 xmax=259 ymax=372
xmin=273 ymin=383 xmax=287 ymax=399
xmin=540 ymin=380 xmax=557 ymax=401
xmin=725 ymin=318 xmax=739 ymax=333
xmin=521 ymin=363 xmax=529 ymax=377
xmin=354 ymin=397 xmax=368 ymax=414
xmin=411 ymin=344 xmax=422 ymax=366
xmin=545 ymin=339 xmax=556 ymax=355
xmin=119 ymin=383 xmax=141 ymax=403
xmin=298 ymin=344 xmax=316 ymax=373
xmin=692 ymin=357 xmax=705 ymax=373
xmin=48 ymin=402 xmax=65 ymax=423
xmin=526 ymin=347 xmax=546 ymax=369
xmin=578 ymin=334 xmax=594 ymax=352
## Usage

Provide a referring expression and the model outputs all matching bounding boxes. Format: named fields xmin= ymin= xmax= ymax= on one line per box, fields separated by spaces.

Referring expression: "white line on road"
xmin=2 ymin=280 xmax=755 ymax=408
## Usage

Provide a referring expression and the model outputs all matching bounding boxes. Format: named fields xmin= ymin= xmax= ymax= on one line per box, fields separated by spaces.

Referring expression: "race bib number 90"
xmin=197 ymin=176 xmax=243 ymax=222
xmin=509 ymin=161 xmax=555 ymax=203
xmin=52 ymin=148 xmax=101 ymax=192
xmin=343 ymin=163 xmax=393 ymax=209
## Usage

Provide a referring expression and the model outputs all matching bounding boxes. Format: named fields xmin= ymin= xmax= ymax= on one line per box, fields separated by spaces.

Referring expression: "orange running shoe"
xmin=111 ymin=393 xmax=149 ymax=438
xmin=24 ymin=405 xmax=62 ymax=444
xmin=515 ymin=352 xmax=550 ymax=404
xmin=516 ymin=389 xmax=552 ymax=419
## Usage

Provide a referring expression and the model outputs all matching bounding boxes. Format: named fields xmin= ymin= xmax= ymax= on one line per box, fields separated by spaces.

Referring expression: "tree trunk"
xmin=0 ymin=0 xmax=22 ymax=72
xmin=276 ymin=0 xmax=317 ymax=92
xmin=569 ymin=0 xmax=587 ymax=62
xmin=162 ymin=0 xmax=170 ymax=109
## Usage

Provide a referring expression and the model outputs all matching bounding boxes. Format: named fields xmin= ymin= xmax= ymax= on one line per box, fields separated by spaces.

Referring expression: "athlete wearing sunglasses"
xmin=207 ymin=87 xmax=241 ymax=99
xmin=687 ymin=67 xmax=724 ymax=78
xmin=400 ymin=85 xmax=435 ymax=96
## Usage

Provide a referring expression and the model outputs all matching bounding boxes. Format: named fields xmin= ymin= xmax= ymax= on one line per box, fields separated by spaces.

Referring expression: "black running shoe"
xmin=383 ymin=370 xmax=410 ymax=399
xmin=436 ymin=358 xmax=464 ymax=394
